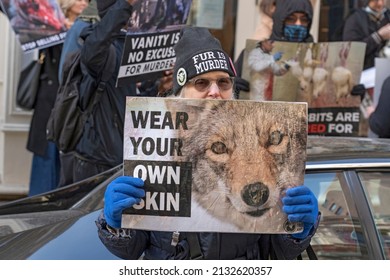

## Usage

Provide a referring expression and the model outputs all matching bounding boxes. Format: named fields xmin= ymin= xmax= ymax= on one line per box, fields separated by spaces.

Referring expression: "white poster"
xmin=121 ymin=97 xmax=308 ymax=234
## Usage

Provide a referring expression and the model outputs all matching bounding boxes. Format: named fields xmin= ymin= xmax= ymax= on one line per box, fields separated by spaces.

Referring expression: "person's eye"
xmin=218 ymin=78 xmax=231 ymax=87
xmin=286 ymin=16 xmax=295 ymax=23
xmin=195 ymin=79 xmax=210 ymax=89
xmin=301 ymin=17 xmax=309 ymax=23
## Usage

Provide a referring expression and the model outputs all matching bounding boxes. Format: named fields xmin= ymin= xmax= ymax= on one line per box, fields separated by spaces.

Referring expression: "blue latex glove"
xmin=273 ymin=51 xmax=283 ymax=61
xmin=282 ymin=185 xmax=318 ymax=239
xmin=104 ymin=176 xmax=145 ymax=228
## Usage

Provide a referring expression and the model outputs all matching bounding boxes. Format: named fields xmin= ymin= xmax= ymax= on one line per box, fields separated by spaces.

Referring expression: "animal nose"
xmin=241 ymin=183 xmax=270 ymax=207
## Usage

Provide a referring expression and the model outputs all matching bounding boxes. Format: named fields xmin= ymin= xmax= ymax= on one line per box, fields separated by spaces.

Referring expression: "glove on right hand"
xmin=273 ymin=51 xmax=283 ymax=61
xmin=104 ymin=176 xmax=145 ymax=228
xmin=282 ymin=185 xmax=318 ymax=240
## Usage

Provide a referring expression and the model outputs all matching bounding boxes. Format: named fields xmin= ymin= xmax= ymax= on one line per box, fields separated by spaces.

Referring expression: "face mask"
xmin=283 ymin=25 xmax=308 ymax=42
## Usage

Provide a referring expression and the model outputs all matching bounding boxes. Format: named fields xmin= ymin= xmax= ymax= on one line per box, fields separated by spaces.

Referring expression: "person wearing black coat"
xmin=26 ymin=46 xmax=62 ymax=195
xmin=234 ymin=0 xmax=314 ymax=98
xmin=368 ymin=75 xmax=390 ymax=137
xmin=26 ymin=0 xmax=90 ymax=195
xmin=58 ymin=0 xmax=172 ymax=186
xmin=96 ymin=26 xmax=320 ymax=260
xmin=342 ymin=0 xmax=390 ymax=70
xmin=270 ymin=0 xmax=314 ymax=42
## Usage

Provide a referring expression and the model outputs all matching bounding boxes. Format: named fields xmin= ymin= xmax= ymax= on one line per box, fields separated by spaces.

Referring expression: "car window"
xmin=304 ymin=172 xmax=369 ymax=260
xmin=358 ymin=172 xmax=390 ymax=260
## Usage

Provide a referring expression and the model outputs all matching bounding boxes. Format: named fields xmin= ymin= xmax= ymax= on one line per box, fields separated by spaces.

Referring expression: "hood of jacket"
xmin=271 ymin=0 xmax=313 ymax=42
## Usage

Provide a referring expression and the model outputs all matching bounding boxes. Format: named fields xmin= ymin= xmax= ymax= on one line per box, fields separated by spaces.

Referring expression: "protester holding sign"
xmin=270 ymin=0 xmax=314 ymax=42
xmin=96 ymin=26 xmax=320 ymax=260
xmin=57 ymin=0 xmax=172 ymax=186
xmin=234 ymin=0 xmax=314 ymax=99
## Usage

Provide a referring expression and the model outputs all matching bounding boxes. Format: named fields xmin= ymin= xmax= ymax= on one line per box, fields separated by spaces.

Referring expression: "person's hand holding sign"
xmin=104 ymin=176 xmax=145 ymax=228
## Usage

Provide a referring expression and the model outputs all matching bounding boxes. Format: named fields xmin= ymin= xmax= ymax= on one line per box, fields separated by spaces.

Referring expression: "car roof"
xmin=306 ymin=136 xmax=390 ymax=169
xmin=2 ymin=136 xmax=390 ymax=217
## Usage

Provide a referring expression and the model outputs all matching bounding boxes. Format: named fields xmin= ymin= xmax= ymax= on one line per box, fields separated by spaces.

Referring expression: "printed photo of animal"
xmin=278 ymin=41 xmax=363 ymax=108
xmin=181 ymin=100 xmax=307 ymax=233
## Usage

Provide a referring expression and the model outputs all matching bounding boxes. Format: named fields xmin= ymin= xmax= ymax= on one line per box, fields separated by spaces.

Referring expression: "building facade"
xmin=0 ymin=0 xmax=323 ymax=197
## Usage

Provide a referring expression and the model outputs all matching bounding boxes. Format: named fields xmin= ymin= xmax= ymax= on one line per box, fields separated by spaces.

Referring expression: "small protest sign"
xmin=116 ymin=0 xmax=192 ymax=86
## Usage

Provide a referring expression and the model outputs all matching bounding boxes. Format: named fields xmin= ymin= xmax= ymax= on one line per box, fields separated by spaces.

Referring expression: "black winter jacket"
xmin=342 ymin=8 xmax=390 ymax=70
xmin=270 ymin=0 xmax=314 ymax=42
xmin=96 ymin=213 xmax=316 ymax=260
xmin=369 ymin=76 xmax=390 ymax=137
xmin=76 ymin=0 xmax=157 ymax=167
xmin=27 ymin=45 xmax=62 ymax=157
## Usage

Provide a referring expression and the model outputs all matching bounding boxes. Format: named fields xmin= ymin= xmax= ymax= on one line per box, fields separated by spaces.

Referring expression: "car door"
xmin=303 ymin=169 xmax=388 ymax=260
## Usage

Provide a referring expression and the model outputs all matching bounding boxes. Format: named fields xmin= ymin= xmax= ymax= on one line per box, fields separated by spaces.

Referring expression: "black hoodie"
xmin=270 ymin=0 xmax=314 ymax=42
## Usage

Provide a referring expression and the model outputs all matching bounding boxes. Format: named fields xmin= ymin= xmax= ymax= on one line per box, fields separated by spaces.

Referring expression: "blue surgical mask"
xmin=283 ymin=25 xmax=308 ymax=42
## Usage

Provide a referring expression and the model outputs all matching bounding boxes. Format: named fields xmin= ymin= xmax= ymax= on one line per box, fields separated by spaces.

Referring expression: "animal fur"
xmin=312 ymin=67 xmax=329 ymax=99
xmin=331 ymin=66 xmax=353 ymax=103
xmin=331 ymin=42 xmax=353 ymax=103
xmin=181 ymin=101 xmax=307 ymax=232
xmin=288 ymin=60 xmax=313 ymax=103
xmin=312 ymin=43 xmax=329 ymax=99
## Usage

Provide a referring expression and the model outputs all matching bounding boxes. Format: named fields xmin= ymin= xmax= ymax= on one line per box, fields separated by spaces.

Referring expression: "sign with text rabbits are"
xmin=242 ymin=40 xmax=366 ymax=137
xmin=122 ymin=97 xmax=307 ymax=233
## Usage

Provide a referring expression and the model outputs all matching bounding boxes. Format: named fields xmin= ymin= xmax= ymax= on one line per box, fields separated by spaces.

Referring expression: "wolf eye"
xmin=269 ymin=130 xmax=284 ymax=145
xmin=211 ymin=142 xmax=228 ymax=154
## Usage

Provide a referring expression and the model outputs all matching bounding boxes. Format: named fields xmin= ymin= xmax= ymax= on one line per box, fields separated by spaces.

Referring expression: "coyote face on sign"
xmin=182 ymin=101 xmax=307 ymax=232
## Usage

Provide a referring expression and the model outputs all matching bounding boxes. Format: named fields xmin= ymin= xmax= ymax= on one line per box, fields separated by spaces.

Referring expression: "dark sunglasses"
xmin=187 ymin=77 xmax=234 ymax=92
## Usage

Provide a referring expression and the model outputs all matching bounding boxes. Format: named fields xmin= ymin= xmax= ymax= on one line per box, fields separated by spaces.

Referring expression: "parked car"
xmin=0 ymin=136 xmax=390 ymax=260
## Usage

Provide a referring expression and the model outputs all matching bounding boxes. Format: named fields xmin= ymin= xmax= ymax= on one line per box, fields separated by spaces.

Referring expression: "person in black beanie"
xmin=171 ymin=26 xmax=236 ymax=98
xmin=96 ymin=26 xmax=320 ymax=260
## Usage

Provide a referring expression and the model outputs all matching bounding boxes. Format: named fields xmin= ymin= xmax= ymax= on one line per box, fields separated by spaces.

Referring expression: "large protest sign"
xmin=0 ymin=0 xmax=67 ymax=51
xmin=116 ymin=0 xmax=192 ymax=86
xmin=241 ymin=40 xmax=366 ymax=137
xmin=122 ymin=97 xmax=307 ymax=234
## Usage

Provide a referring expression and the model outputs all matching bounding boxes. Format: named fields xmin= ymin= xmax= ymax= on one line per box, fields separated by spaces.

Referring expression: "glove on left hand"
xmin=282 ymin=185 xmax=318 ymax=239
